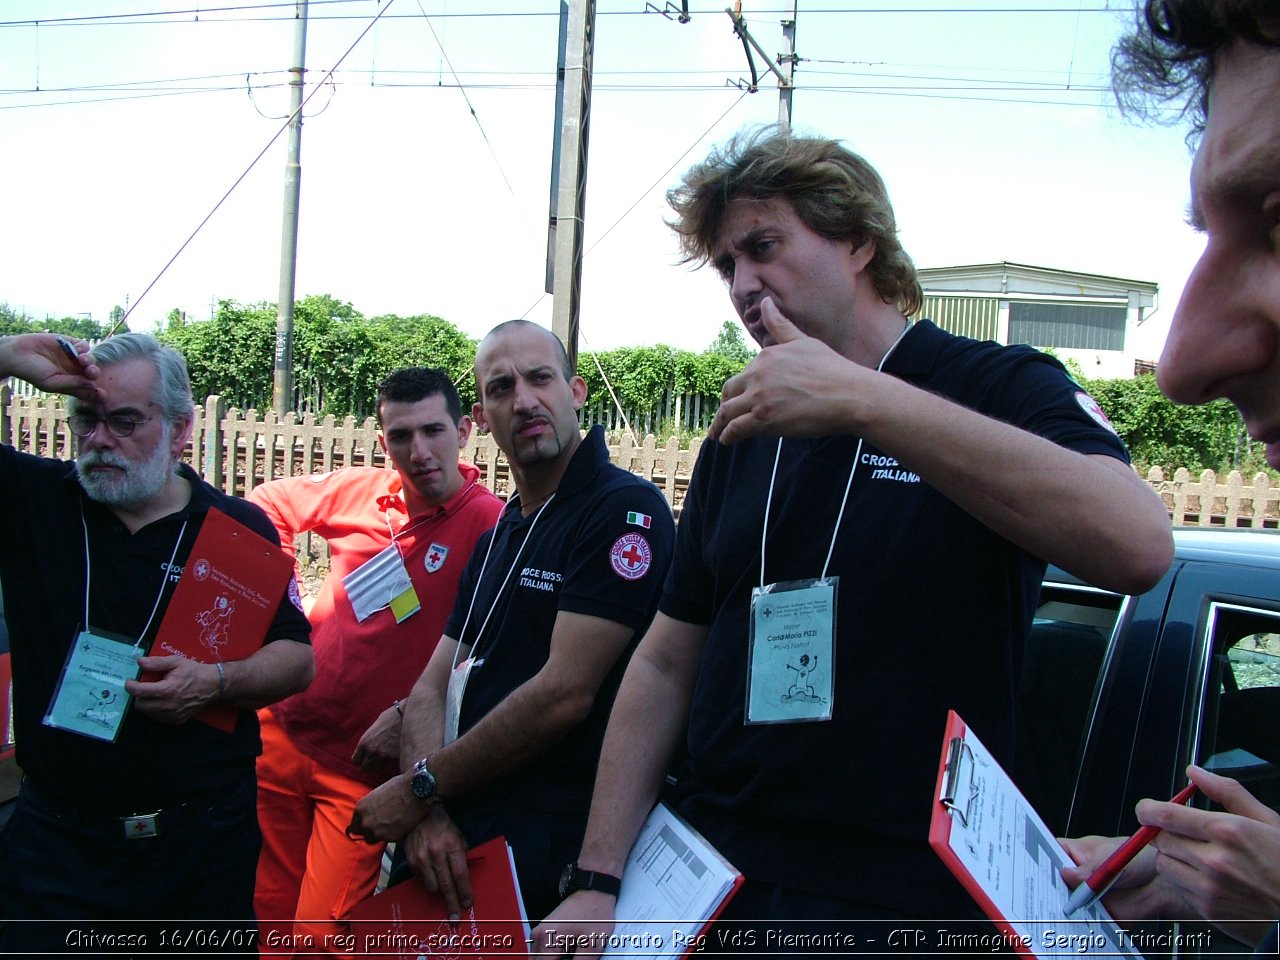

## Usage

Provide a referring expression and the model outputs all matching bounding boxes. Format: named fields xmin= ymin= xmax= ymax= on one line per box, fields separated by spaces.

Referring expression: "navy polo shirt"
xmin=0 ymin=446 xmax=311 ymax=810
xmin=444 ymin=425 xmax=675 ymax=813
xmin=660 ymin=321 xmax=1131 ymax=915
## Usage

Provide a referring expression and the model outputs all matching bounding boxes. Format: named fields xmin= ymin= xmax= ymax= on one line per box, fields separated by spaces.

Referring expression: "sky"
xmin=0 ymin=1 xmax=1205 ymax=363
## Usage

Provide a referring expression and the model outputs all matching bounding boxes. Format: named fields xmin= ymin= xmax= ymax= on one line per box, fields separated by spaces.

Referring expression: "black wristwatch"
xmin=410 ymin=757 xmax=438 ymax=803
xmin=558 ymin=863 xmax=622 ymax=899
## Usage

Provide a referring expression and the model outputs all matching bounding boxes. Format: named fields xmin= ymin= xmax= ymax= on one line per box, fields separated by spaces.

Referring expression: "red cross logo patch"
xmin=424 ymin=543 xmax=449 ymax=574
xmin=609 ymin=533 xmax=652 ymax=581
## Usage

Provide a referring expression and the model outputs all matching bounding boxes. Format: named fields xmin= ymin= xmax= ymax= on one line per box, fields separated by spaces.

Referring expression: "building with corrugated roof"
xmin=915 ymin=262 xmax=1158 ymax=379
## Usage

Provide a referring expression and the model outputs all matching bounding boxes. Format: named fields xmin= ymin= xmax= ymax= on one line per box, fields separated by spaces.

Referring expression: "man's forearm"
xmin=425 ymin=612 xmax=637 ymax=800
xmin=845 ymin=372 xmax=1172 ymax=593
xmin=427 ymin=669 xmax=595 ymax=798
xmin=399 ymin=643 xmax=456 ymax=770
xmin=221 ymin=638 xmax=314 ymax=709
xmin=577 ymin=614 xmax=706 ymax=875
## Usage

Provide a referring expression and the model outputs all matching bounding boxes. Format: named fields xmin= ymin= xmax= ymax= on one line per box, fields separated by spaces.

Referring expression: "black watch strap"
xmin=559 ymin=863 xmax=622 ymax=899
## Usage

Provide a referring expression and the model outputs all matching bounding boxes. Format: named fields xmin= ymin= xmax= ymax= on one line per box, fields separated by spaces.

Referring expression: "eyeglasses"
xmin=67 ymin=412 xmax=156 ymax=439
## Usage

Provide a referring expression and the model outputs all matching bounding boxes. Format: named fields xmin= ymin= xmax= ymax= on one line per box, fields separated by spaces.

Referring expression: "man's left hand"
xmin=353 ymin=704 xmax=402 ymax=771
xmin=709 ymin=297 xmax=863 ymax=445
xmin=348 ymin=775 xmax=429 ymax=843
xmin=125 ymin=655 xmax=220 ymax=724
xmin=1145 ymin=765 xmax=1280 ymax=946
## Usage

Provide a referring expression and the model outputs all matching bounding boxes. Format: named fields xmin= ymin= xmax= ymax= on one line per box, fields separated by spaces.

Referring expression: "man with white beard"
xmin=0 ymin=332 xmax=314 ymax=953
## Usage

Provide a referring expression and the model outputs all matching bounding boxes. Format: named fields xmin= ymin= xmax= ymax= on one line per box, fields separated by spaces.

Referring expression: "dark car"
xmin=1019 ymin=527 xmax=1280 ymax=957
xmin=0 ymin=586 xmax=15 ymax=829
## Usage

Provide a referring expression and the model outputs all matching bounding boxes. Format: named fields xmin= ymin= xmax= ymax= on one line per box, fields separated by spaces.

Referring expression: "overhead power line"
xmin=0 ymin=3 xmax=1124 ymax=29
xmin=121 ymin=0 xmax=395 ymax=324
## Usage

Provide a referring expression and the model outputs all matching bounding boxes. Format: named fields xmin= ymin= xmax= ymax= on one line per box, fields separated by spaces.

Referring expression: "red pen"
xmin=1064 ymin=782 xmax=1199 ymax=916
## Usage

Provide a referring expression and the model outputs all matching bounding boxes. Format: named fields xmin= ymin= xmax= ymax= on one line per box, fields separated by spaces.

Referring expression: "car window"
xmin=1018 ymin=582 xmax=1124 ymax=835
xmin=1164 ymin=603 xmax=1280 ymax=958
xmin=1198 ymin=604 xmax=1280 ymax=812
xmin=0 ymin=579 xmax=15 ymax=826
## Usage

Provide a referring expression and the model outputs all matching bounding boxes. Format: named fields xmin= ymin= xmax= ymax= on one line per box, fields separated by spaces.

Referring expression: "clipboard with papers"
xmin=929 ymin=710 xmax=1145 ymax=959
xmin=604 ymin=802 xmax=744 ymax=959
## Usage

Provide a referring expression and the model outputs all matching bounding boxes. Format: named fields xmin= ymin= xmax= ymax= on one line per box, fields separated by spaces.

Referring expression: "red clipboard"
xmin=928 ymin=710 xmax=1142 ymax=959
xmin=144 ymin=507 xmax=294 ymax=732
xmin=346 ymin=835 xmax=529 ymax=958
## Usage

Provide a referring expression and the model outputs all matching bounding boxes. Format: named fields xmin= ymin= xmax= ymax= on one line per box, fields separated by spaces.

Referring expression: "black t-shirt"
xmin=0 ymin=447 xmax=311 ymax=809
xmin=444 ymin=426 xmax=675 ymax=813
xmin=660 ymin=321 xmax=1131 ymax=915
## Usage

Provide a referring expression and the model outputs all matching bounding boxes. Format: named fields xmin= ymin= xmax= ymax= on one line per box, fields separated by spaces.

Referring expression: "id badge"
xmin=746 ymin=577 xmax=837 ymax=724
xmin=443 ymin=656 xmax=481 ymax=746
xmin=343 ymin=544 xmax=421 ymax=624
xmin=43 ymin=628 xmax=142 ymax=742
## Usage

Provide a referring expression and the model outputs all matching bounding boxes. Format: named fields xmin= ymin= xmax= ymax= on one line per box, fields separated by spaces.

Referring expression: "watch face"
xmin=558 ymin=864 xmax=575 ymax=899
xmin=411 ymin=760 xmax=436 ymax=800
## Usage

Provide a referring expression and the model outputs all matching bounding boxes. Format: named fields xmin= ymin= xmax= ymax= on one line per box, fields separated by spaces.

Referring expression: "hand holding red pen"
xmin=1061 ymin=765 xmax=1280 ymax=947
xmin=1062 ymin=782 xmax=1198 ymax=916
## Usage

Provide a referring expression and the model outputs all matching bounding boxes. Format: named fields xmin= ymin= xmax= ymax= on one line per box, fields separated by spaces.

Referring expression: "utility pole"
xmin=546 ymin=0 xmax=597 ymax=368
xmin=726 ymin=4 xmax=794 ymax=123
xmin=779 ymin=2 xmax=798 ymax=128
xmin=273 ymin=0 xmax=308 ymax=417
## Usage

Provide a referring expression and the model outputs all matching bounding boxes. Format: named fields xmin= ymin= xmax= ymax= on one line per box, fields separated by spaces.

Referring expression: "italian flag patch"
xmin=626 ymin=511 xmax=652 ymax=529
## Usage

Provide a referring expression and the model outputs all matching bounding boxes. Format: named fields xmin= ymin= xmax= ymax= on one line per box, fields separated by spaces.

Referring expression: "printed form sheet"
xmin=605 ymin=803 xmax=741 ymax=959
xmin=935 ymin=713 xmax=1144 ymax=958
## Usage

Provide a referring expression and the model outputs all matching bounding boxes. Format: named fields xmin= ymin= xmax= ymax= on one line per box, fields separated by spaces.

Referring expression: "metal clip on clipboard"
xmin=940 ymin=736 xmax=979 ymax=828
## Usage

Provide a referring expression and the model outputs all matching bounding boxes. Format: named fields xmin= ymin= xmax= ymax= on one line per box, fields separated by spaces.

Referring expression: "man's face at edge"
xmin=1156 ymin=41 xmax=1280 ymax=469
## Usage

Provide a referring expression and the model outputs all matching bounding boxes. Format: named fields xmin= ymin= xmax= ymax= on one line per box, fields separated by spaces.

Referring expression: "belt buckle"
xmin=122 ymin=811 xmax=160 ymax=839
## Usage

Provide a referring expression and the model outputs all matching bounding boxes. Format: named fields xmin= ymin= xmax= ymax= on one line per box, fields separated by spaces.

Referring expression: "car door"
xmin=1074 ymin=555 xmax=1280 ymax=957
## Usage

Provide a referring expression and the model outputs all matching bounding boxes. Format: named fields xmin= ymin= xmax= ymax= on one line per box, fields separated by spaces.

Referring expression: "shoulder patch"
xmin=424 ymin=543 xmax=449 ymax=574
xmin=609 ymin=533 xmax=653 ymax=581
xmin=1074 ymin=391 xmax=1119 ymax=436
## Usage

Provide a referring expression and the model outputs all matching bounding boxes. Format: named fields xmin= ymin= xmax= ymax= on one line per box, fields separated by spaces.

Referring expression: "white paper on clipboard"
xmin=929 ymin=710 xmax=1146 ymax=959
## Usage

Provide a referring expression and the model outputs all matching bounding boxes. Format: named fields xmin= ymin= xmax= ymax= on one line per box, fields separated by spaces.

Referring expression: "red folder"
xmin=145 ymin=507 xmax=294 ymax=732
xmin=346 ymin=836 xmax=529 ymax=959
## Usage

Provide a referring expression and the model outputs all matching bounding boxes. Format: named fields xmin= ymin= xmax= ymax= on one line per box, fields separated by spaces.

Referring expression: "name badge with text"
xmin=746 ymin=577 xmax=837 ymax=724
xmin=44 ymin=629 xmax=142 ymax=742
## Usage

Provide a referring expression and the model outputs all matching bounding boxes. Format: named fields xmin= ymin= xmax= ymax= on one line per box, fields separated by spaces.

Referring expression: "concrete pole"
xmin=273 ymin=0 xmax=308 ymax=417
xmin=547 ymin=0 xmax=597 ymax=368
xmin=779 ymin=3 xmax=798 ymax=129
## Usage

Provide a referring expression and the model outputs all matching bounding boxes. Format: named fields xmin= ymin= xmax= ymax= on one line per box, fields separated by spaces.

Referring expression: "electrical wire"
xmin=519 ymin=88 xmax=749 ymax=319
xmin=116 ymin=0 xmax=398 ymax=329
xmin=0 ymin=5 xmax=1121 ymax=29
xmin=411 ymin=0 xmax=535 ymax=238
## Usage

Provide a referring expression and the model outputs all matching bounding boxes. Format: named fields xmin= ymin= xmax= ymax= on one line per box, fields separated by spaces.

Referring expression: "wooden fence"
xmin=0 ymin=390 xmax=699 ymax=517
xmin=3 ymin=387 xmax=1278 ymax=529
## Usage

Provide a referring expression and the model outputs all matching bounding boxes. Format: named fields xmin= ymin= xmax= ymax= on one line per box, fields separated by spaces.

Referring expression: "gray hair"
xmin=68 ymin=333 xmax=195 ymax=422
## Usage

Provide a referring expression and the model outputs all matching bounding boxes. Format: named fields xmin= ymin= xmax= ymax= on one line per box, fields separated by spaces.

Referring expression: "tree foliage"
xmin=577 ymin=344 xmax=748 ymax=417
xmin=28 ymin=293 xmax=1262 ymax=472
xmin=0 ymin=302 xmax=121 ymax=339
xmin=1082 ymin=373 xmax=1259 ymax=474
xmin=158 ymin=296 xmax=476 ymax=419
xmin=704 ymin=319 xmax=756 ymax=364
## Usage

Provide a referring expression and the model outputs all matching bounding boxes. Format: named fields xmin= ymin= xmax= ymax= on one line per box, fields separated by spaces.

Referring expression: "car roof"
xmin=1044 ymin=527 xmax=1280 ymax=591
xmin=1171 ymin=526 xmax=1280 ymax=568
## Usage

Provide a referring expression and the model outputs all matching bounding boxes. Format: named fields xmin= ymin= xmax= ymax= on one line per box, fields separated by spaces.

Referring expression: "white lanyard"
xmin=757 ymin=320 xmax=913 ymax=587
xmin=449 ymin=492 xmax=556 ymax=670
xmin=382 ymin=480 xmax=477 ymax=554
xmin=81 ymin=502 xmax=188 ymax=652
